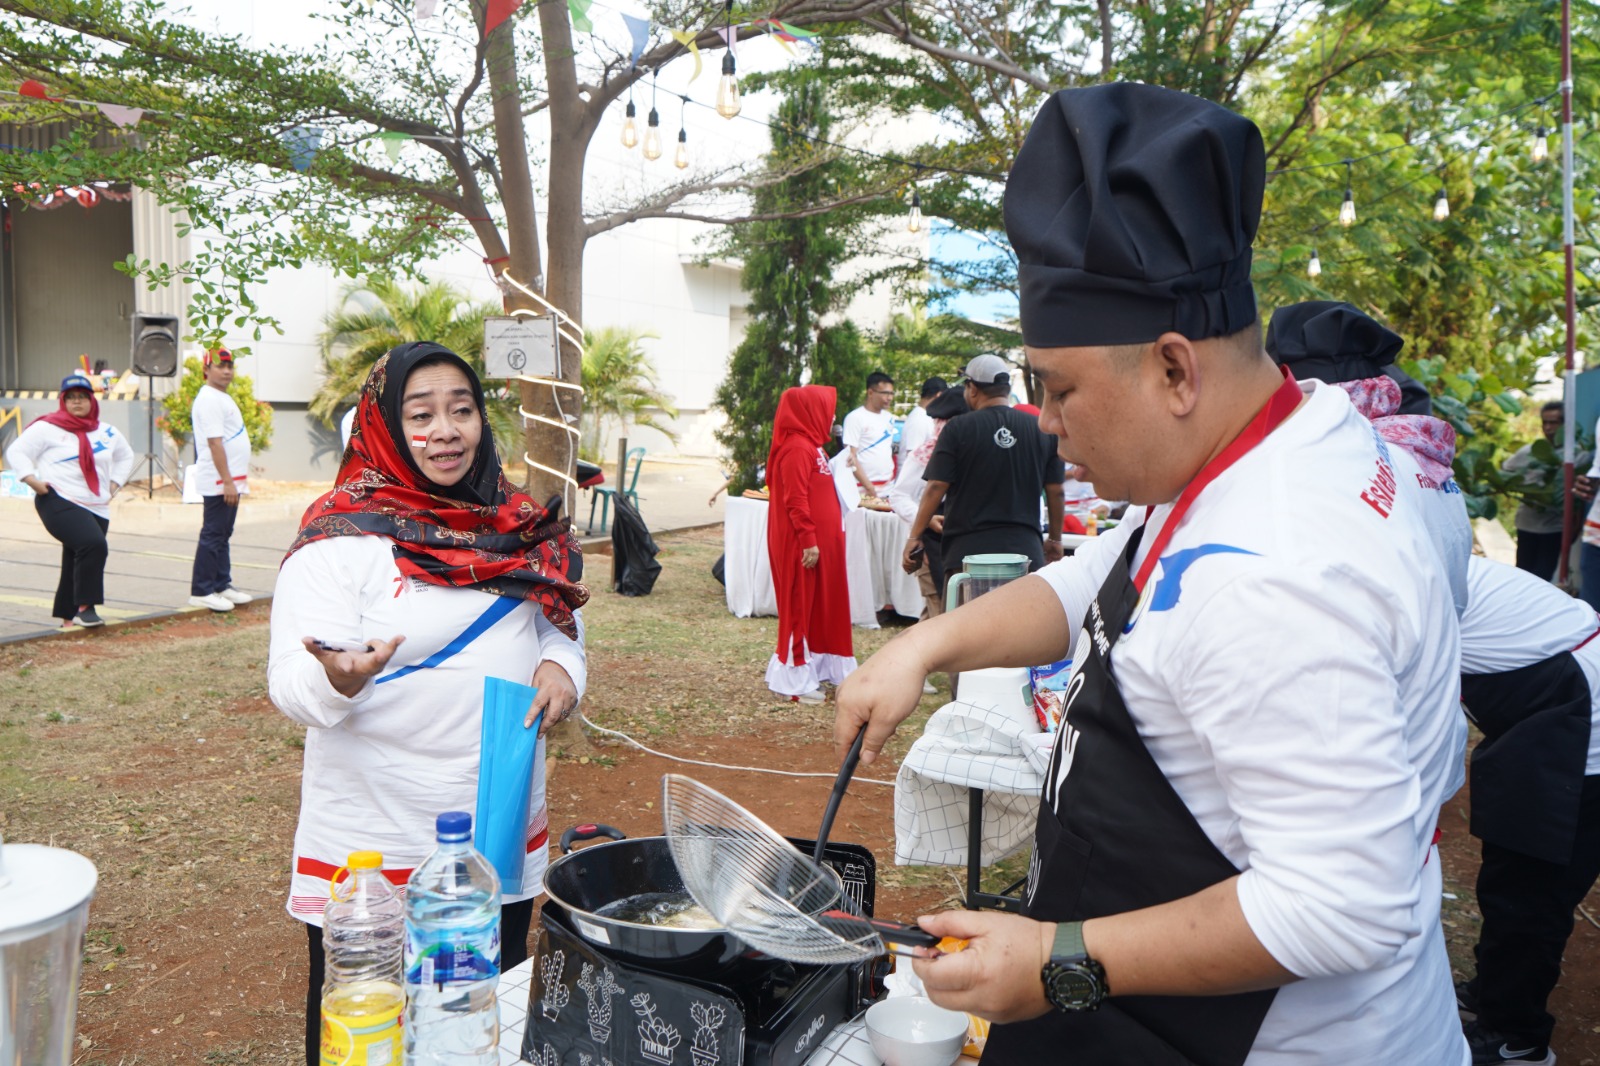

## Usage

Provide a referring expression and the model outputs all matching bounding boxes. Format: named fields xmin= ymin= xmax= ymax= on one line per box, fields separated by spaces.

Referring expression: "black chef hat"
xmin=1265 ymin=300 xmax=1432 ymax=415
xmin=1004 ymin=83 xmax=1265 ymax=349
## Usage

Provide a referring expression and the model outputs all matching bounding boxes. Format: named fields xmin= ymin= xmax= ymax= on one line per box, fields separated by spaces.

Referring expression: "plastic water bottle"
xmin=404 ymin=811 xmax=501 ymax=1065
xmin=320 ymin=850 xmax=404 ymax=1065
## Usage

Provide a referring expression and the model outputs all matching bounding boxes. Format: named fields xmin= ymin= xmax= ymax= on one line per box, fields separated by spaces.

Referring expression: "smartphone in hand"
xmin=312 ymin=637 xmax=375 ymax=654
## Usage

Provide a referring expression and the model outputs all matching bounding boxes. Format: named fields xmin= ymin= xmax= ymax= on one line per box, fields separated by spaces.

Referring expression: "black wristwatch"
xmin=1041 ymin=921 xmax=1109 ymax=1012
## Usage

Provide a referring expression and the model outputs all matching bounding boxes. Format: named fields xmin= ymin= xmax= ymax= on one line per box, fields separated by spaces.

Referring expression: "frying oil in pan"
xmin=595 ymin=891 xmax=722 ymax=930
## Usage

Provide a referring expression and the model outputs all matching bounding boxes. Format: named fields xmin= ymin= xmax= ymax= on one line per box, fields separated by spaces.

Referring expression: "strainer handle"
xmin=813 ymin=727 xmax=867 ymax=863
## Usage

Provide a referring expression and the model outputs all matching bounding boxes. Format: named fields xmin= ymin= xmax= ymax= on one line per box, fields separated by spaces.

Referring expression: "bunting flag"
xmin=19 ymin=79 xmax=63 ymax=102
xmin=374 ymin=130 xmax=412 ymax=163
xmin=668 ymin=29 xmax=702 ymax=81
xmin=567 ymin=0 xmax=594 ymax=33
xmin=622 ymin=13 xmax=650 ymax=67
xmin=415 ymin=0 xmax=439 ymax=17
xmin=757 ymin=20 xmax=795 ymax=54
xmin=484 ymin=0 xmax=524 ymax=35
xmin=96 ymin=103 xmax=144 ymax=128
xmin=282 ymin=126 xmax=324 ymax=173
xmin=717 ymin=25 xmax=738 ymax=55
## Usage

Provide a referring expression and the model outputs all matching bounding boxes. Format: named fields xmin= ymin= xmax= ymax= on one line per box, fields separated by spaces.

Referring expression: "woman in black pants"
xmin=4 ymin=374 xmax=135 ymax=627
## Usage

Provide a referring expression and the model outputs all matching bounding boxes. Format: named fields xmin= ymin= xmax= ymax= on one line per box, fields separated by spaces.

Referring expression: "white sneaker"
xmin=188 ymin=593 xmax=234 ymax=612
xmin=922 ymin=680 xmax=937 ymax=694
xmin=219 ymin=588 xmax=253 ymax=605
xmin=790 ymin=689 xmax=827 ymax=704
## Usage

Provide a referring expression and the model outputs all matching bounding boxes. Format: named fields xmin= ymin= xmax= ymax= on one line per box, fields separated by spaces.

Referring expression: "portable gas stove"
xmin=523 ymin=839 xmax=885 ymax=1066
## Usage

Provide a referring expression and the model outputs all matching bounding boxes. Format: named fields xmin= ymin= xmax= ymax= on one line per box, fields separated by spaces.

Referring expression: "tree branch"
xmin=863 ymin=9 xmax=1051 ymax=92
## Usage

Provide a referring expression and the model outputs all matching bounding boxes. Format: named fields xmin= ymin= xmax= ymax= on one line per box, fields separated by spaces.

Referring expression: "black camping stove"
xmin=523 ymin=840 xmax=886 ymax=1066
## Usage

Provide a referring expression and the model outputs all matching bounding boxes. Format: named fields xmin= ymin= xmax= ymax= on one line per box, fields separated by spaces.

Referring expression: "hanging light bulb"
xmin=643 ymin=106 xmax=662 ymax=160
xmin=1338 ymin=160 xmax=1355 ymax=227
xmin=716 ymin=51 xmax=741 ymax=119
xmin=675 ymin=127 xmax=689 ymax=169
xmin=907 ymin=190 xmax=923 ymax=234
xmin=1532 ymin=124 xmax=1549 ymax=164
xmin=1433 ymin=186 xmax=1450 ymax=222
xmin=620 ymin=99 xmax=638 ymax=149
xmin=1308 ymin=247 xmax=1322 ymax=279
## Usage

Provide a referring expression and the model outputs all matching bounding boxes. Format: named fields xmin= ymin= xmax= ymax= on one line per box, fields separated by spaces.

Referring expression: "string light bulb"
xmin=620 ymin=99 xmax=637 ymax=149
xmin=1433 ymin=186 xmax=1450 ymax=222
xmin=675 ymin=128 xmax=688 ymax=169
xmin=1307 ymin=247 xmax=1322 ymax=278
xmin=1532 ymin=125 xmax=1549 ymax=164
xmin=1338 ymin=160 xmax=1355 ymax=227
xmin=643 ymin=106 xmax=662 ymax=160
xmin=907 ymin=189 xmax=923 ymax=233
xmin=716 ymin=52 xmax=741 ymax=119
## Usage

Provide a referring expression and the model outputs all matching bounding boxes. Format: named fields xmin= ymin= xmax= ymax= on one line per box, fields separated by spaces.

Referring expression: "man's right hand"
xmin=223 ymin=482 xmax=240 ymax=505
xmin=1577 ymin=475 xmax=1597 ymax=502
xmin=303 ymin=635 xmax=405 ymax=697
xmin=835 ymin=636 xmax=931 ymax=765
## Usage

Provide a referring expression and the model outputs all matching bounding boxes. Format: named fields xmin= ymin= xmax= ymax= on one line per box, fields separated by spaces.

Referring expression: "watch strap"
xmin=1052 ymin=920 xmax=1087 ymax=961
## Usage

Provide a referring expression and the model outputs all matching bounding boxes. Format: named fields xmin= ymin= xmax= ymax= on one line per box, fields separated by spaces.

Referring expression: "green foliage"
xmin=713 ymin=73 xmax=863 ymax=491
xmin=580 ymin=326 xmax=677 ymax=462
xmin=861 ymin=310 xmax=1006 ymax=406
xmin=159 ymin=358 xmax=274 ymax=454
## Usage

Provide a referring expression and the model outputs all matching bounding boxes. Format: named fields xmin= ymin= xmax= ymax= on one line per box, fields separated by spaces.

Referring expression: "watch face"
xmin=1050 ymin=966 xmax=1100 ymax=1008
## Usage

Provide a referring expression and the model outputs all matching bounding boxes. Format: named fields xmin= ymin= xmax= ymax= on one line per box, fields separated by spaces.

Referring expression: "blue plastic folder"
xmin=475 ymin=676 xmax=542 ymax=894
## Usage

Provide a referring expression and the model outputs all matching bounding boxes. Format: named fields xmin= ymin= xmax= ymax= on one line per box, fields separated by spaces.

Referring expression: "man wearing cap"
xmin=836 ymin=83 xmax=1466 ymax=1065
xmin=907 ymin=354 xmax=1067 ymax=580
xmin=188 ymin=348 xmax=253 ymax=613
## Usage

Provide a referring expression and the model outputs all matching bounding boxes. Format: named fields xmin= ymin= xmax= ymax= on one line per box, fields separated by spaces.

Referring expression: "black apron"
xmin=984 ymin=525 xmax=1276 ymax=1065
xmin=1461 ymin=650 xmax=1593 ymax=865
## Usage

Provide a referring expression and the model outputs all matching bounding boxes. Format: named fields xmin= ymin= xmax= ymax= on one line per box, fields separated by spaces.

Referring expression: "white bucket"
xmin=0 ymin=835 xmax=99 ymax=1066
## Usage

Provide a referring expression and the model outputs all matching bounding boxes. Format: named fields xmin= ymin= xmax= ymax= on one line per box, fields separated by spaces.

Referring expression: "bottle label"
xmin=405 ymin=917 xmax=501 ymax=984
xmin=321 ymin=984 xmax=403 ymax=1066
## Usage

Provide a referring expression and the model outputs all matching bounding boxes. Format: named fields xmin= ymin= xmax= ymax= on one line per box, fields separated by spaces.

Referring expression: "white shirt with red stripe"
xmin=268 ymin=534 xmax=587 ymax=925
xmin=1462 ymin=554 xmax=1600 ymax=774
xmin=1034 ymin=381 xmax=1467 ymax=1065
xmin=190 ymin=384 xmax=251 ymax=496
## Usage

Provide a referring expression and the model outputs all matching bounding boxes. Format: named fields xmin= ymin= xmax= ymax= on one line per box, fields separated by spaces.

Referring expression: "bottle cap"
xmin=346 ymin=850 xmax=382 ymax=870
xmin=436 ymin=811 xmax=472 ymax=839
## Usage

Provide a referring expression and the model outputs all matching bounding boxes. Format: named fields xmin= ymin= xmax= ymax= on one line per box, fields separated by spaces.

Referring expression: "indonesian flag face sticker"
xmin=410 ymin=434 xmax=429 ymax=449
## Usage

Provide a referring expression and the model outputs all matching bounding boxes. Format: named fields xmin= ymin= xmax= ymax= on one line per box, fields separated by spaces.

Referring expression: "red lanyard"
xmin=1131 ymin=368 xmax=1304 ymax=593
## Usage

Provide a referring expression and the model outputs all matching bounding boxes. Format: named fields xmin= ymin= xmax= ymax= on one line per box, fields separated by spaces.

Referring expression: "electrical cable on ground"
xmin=580 ymin=713 xmax=896 ymax=785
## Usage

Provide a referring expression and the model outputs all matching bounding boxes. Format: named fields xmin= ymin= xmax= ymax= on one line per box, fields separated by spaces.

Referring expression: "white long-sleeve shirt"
xmin=4 ymin=419 xmax=135 ymax=519
xmin=269 ymin=534 xmax=586 ymax=925
xmin=1034 ymin=381 xmax=1466 ymax=1065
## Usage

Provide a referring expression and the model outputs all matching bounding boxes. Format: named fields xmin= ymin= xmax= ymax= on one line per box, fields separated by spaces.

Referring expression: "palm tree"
xmin=580 ymin=326 xmax=678 ymax=461
xmin=312 ymin=277 xmax=522 ymax=460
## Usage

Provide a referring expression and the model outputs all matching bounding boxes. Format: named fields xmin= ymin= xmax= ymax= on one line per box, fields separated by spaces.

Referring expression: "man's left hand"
xmin=529 ymin=660 xmax=580 ymax=733
xmin=910 ymin=910 xmax=1055 ymax=1024
xmin=1577 ymin=474 xmax=1597 ymax=502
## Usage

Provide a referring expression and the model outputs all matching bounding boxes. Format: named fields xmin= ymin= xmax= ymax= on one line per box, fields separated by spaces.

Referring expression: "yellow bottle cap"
xmin=347 ymin=850 xmax=383 ymax=870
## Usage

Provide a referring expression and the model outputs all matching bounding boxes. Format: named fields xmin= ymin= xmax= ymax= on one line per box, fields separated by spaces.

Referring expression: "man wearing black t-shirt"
xmin=907 ymin=355 xmax=1066 ymax=583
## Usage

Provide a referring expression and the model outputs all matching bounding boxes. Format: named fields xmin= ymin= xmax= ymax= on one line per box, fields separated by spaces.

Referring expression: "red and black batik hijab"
xmin=285 ymin=342 xmax=588 ymax=638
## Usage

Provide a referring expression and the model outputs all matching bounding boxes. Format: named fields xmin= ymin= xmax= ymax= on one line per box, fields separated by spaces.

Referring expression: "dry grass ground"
xmin=2 ymin=527 xmax=1596 ymax=1063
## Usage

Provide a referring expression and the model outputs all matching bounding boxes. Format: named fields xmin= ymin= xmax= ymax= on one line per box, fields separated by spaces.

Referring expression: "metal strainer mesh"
xmin=660 ymin=773 xmax=882 ymax=965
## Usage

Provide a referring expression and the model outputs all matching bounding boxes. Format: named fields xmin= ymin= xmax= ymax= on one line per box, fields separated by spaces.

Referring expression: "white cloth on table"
xmin=723 ymin=496 xmax=778 ymax=617
xmin=894 ymin=667 xmax=1044 ymax=868
xmin=844 ymin=507 xmax=925 ymax=625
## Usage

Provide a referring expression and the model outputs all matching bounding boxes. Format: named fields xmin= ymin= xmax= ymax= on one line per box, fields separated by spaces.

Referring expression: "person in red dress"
xmin=765 ymin=385 xmax=857 ymax=702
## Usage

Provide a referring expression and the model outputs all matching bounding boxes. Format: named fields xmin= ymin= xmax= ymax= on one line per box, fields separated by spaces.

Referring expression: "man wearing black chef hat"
xmin=837 ymin=83 xmax=1467 ymax=1065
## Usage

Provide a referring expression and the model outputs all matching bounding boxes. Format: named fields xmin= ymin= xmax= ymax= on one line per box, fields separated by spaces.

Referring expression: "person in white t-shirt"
xmin=1454 ymin=556 xmax=1600 ymax=1066
xmin=269 ymin=341 xmax=589 ymax=1066
xmin=4 ymin=373 xmax=134 ymax=627
xmin=338 ymin=405 xmax=356 ymax=454
xmin=835 ymin=83 xmax=1466 ymax=1065
xmin=897 ymin=376 xmax=946 ymax=462
xmin=188 ymin=348 xmax=253 ymax=612
xmin=841 ymin=371 xmax=898 ymax=498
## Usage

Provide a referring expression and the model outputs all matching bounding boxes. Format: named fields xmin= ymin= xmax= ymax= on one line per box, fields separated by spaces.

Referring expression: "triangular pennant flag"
xmin=415 ymin=0 xmax=438 ymax=17
xmin=97 ymin=103 xmax=144 ymax=128
xmin=777 ymin=19 xmax=817 ymax=38
xmin=763 ymin=23 xmax=795 ymax=55
xmin=717 ymin=25 xmax=738 ymax=55
xmin=281 ymin=126 xmax=324 ymax=173
xmin=19 ymin=80 xmax=63 ymax=102
xmin=567 ymin=0 xmax=594 ymax=33
xmin=374 ymin=130 xmax=412 ymax=163
xmin=484 ymin=0 xmax=523 ymax=35
xmin=668 ymin=29 xmax=702 ymax=81
xmin=622 ymin=13 xmax=651 ymax=67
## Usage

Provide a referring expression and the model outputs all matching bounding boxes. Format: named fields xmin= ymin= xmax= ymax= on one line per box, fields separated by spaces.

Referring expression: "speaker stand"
xmin=142 ymin=373 xmax=177 ymax=499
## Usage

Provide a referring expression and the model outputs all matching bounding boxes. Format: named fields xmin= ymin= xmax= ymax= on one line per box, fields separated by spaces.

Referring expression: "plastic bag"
xmin=610 ymin=494 xmax=661 ymax=596
xmin=475 ymin=676 xmax=542 ymax=894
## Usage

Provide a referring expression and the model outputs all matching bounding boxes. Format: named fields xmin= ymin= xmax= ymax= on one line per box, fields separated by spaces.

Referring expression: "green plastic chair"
xmin=589 ymin=447 xmax=646 ymax=534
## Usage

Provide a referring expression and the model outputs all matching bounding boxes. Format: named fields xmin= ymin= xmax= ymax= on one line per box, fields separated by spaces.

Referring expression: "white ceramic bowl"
xmin=865 ymin=996 xmax=970 ymax=1066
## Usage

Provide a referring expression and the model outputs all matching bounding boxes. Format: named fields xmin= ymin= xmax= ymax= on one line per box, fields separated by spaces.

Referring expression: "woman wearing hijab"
xmin=4 ymin=373 xmax=135 ymax=628
xmin=266 ymin=342 xmax=589 ymax=1066
xmin=766 ymin=385 xmax=856 ymax=702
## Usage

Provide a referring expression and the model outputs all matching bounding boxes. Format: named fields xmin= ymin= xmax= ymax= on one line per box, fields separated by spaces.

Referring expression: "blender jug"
xmin=944 ymin=552 xmax=1032 ymax=613
xmin=0 ymin=835 xmax=99 ymax=1066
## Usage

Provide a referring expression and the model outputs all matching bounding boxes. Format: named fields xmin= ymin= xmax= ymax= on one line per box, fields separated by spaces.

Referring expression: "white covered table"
xmin=722 ymin=498 xmax=924 ymax=628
